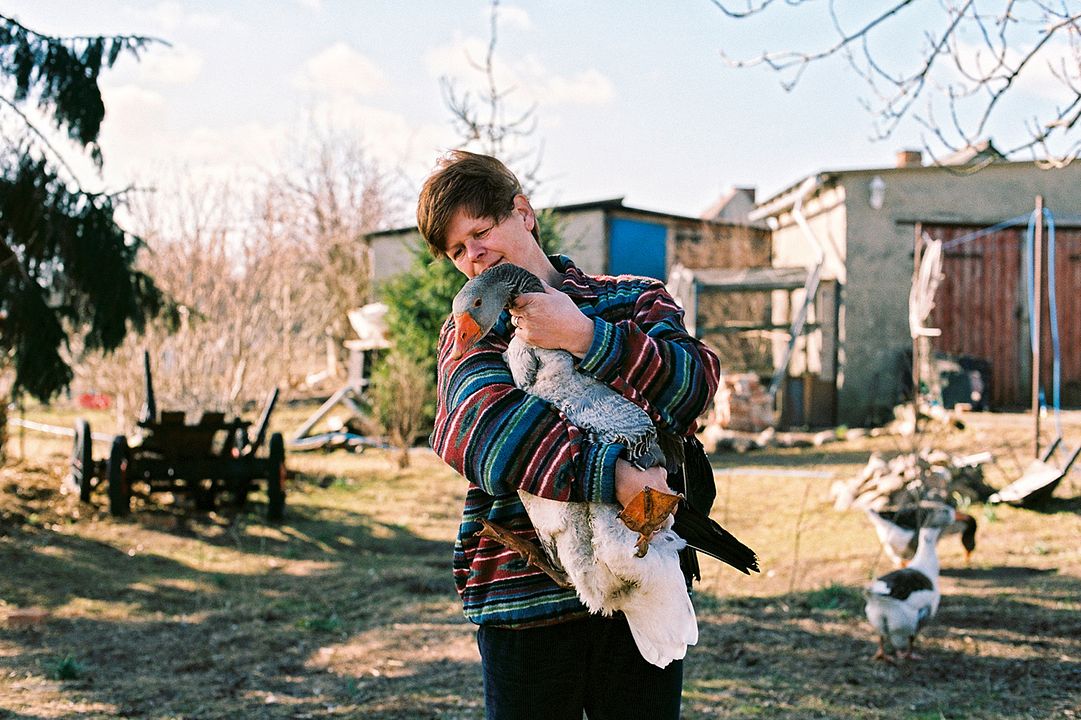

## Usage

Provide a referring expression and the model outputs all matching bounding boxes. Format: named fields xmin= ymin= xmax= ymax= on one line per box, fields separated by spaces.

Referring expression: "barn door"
xmin=927 ymin=223 xmax=1081 ymax=409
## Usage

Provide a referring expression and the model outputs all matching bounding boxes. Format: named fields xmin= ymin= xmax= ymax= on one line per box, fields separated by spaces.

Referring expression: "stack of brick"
xmin=713 ymin=373 xmax=774 ymax=432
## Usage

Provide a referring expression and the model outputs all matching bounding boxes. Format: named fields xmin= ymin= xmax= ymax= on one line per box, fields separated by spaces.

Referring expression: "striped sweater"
xmin=431 ymin=256 xmax=721 ymax=628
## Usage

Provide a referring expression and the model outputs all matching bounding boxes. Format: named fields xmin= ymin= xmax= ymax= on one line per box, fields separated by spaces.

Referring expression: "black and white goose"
xmin=864 ymin=524 xmax=943 ymax=663
xmin=864 ymin=501 xmax=977 ymax=567
xmin=451 ymin=262 xmax=758 ymax=668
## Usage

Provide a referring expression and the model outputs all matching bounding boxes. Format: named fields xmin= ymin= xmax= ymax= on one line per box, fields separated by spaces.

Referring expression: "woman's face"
xmin=443 ymin=194 xmax=545 ymax=279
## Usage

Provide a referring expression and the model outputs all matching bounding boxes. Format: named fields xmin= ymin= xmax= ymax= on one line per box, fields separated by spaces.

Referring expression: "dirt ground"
xmin=1 ymin=411 xmax=1079 ymax=719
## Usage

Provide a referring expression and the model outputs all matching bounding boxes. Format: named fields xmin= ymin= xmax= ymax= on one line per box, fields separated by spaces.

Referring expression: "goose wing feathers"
xmin=505 ymin=339 xmax=662 ymax=468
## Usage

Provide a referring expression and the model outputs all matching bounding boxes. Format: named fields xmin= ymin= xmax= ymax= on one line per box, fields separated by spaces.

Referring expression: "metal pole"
xmin=912 ymin=223 xmax=923 ymax=429
xmin=1032 ymin=196 xmax=1043 ymax=458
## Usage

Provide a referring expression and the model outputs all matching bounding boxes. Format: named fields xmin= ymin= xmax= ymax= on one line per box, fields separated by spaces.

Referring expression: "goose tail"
xmin=620 ymin=581 xmax=698 ymax=669
xmin=672 ymin=503 xmax=760 ymax=574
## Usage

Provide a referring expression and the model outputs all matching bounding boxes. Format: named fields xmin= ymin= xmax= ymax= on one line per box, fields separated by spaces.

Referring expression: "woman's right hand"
xmin=614 ymin=459 xmax=671 ymax=507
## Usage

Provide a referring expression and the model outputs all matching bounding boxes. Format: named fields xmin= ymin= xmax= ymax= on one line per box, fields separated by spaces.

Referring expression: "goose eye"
xmin=473 ymin=298 xmax=482 ymax=308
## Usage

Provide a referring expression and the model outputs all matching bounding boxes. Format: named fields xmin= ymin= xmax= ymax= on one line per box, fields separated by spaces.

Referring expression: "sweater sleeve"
xmin=430 ymin=316 xmax=623 ymax=504
xmin=575 ymin=281 xmax=720 ymax=436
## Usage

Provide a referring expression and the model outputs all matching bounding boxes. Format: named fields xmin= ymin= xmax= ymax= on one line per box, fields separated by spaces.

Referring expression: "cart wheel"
xmin=266 ymin=433 xmax=286 ymax=521
xmin=71 ymin=419 xmax=95 ymax=503
xmin=107 ymin=435 xmax=130 ymax=517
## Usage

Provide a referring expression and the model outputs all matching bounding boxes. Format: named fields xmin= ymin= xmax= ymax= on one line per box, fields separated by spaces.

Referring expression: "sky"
xmin=3 ymin=1 xmax=1067 ymax=226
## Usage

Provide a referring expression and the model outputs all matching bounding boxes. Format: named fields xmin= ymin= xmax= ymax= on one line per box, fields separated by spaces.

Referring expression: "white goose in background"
xmin=864 ymin=501 xmax=978 ymax=567
xmin=451 ymin=262 xmax=758 ymax=668
xmin=864 ymin=524 xmax=943 ymax=663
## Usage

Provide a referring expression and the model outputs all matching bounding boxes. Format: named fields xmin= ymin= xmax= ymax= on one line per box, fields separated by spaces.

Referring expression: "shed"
xmin=747 ymin=147 xmax=1081 ymax=426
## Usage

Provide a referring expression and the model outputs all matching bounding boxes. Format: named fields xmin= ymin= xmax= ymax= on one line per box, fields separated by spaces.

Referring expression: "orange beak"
xmin=450 ymin=313 xmax=483 ymax=360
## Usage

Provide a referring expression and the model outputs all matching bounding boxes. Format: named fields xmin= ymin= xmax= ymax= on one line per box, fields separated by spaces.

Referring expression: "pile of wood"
xmin=712 ymin=373 xmax=773 ymax=432
xmin=831 ymin=448 xmax=997 ymax=511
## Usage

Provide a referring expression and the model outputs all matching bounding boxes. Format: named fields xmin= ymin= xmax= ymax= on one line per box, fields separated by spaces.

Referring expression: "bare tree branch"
xmin=439 ymin=0 xmax=542 ymax=189
xmin=713 ymin=0 xmax=1081 ymax=165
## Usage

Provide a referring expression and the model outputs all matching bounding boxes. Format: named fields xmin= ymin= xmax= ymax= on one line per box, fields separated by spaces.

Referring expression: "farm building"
xmin=366 ymin=197 xmax=769 ymax=286
xmin=366 ymin=145 xmax=1081 ymax=431
xmin=744 ymin=145 xmax=1081 ymax=427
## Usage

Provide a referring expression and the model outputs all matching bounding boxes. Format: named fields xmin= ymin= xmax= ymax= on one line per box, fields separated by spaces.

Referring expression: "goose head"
xmin=952 ymin=510 xmax=978 ymax=563
xmin=450 ymin=263 xmax=544 ymax=359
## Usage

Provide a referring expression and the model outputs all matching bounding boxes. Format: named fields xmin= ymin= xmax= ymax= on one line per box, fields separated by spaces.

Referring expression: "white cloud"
xmin=101 ymin=84 xmax=169 ymax=139
xmin=294 ymin=42 xmax=387 ymax=96
xmin=535 ymin=67 xmax=615 ymax=106
xmin=424 ymin=35 xmax=492 ymax=80
xmin=296 ymin=0 xmax=323 ymax=10
xmin=497 ymin=4 xmax=532 ymax=30
xmin=151 ymin=1 xmax=226 ymax=31
xmin=426 ymin=38 xmax=615 ymax=108
xmin=172 ymin=123 xmax=292 ymax=171
xmin=138 ymin=44 xmax=204 ymax=85
xmin=303 ymin=95 xmax=456 ymax=170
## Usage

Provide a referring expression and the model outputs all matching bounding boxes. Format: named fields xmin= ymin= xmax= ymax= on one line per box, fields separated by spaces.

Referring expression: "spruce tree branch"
xmin=0 ymin=95 xmax=83 ymax=188
xmin=0 ymin=13 xmax=168 ymax=48
xmin=0 ymin=236 xmax=35 ymax=287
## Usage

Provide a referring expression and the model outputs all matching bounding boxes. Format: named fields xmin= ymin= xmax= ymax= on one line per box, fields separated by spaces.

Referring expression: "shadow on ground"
xmin=685 ymin=580 xmax=1081 ymax=719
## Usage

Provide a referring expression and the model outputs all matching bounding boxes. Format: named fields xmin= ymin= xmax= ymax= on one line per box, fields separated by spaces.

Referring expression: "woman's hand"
xmin=509 ymin=286 xmax=594 ymax=358
xmin=614 ymin=459 xmax=671 ymax=508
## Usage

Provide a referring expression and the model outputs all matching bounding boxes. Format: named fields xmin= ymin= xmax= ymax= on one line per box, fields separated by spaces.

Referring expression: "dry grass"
xmin=1 ymin=409 xmax=1079 ymax=719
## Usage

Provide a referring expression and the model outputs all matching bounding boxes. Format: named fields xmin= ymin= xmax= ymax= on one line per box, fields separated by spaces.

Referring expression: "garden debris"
xmin=870 ymin=401 xmax=967 ymax=438
xmin=712 ymin=373 xmax=773 ymax=433
xmin=700 ymin=425 xmax=846 ymax=454
xmin=831 ymin=447 xmax=996 ymax=511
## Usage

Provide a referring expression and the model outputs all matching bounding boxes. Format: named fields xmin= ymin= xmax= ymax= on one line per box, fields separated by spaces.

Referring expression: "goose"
xmin=864 ymin=501 xmax=977 ymax=567
xmin=864 ymin=524 xmax=943 ymax=663
xmin=451 ymin=262 xmax=758 ymax=668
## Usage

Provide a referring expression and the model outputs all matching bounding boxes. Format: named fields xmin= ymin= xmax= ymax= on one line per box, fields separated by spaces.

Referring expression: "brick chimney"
xmin=896 ymin=149 xmax=923 ymax=168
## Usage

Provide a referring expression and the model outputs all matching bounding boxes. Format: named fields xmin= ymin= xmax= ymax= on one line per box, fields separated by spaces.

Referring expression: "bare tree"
xmin=72 ymin=177 xmax=283 ymax=431
xmin=711 ymin=1 xmax=1081 ymax=166
xmin=73 ymin=133 xmax=401 ymax=433
xmin=262 ymin=129 xmax=402 ymax=367
xmin=369 ymin=0 xmax=556 ymax=468
xmin=370 ymin=351 xmax=430 ymax=469
xmin=440 ymin=0 xmax=543 ymax=190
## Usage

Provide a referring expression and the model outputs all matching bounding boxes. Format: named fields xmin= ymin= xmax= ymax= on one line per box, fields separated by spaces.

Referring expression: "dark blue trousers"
xmin=476 ymin=612 xmax=683 ymax=720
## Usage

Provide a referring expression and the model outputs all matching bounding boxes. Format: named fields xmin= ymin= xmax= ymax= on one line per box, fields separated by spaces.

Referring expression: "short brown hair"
xmin=416 ymin=150 xmax=536 ymax=257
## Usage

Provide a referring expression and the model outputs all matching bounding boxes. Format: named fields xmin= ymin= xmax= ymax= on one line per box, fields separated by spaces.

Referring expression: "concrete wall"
xmin=551 ymin=208 xmax=607 ymax=274
xmin=371 ymin=231 xmax=423 ymax=287
xmin=768 ymin=184 xmax=847 ymax=398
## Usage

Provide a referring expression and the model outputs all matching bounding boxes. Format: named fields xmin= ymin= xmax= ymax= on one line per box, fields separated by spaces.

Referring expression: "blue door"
xmin=608 ymin=218 xmax=666 ymax=279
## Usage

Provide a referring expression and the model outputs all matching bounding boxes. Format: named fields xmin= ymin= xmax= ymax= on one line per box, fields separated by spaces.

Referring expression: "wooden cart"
xmin=70 ymin=353 xmax=286 ymax=520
